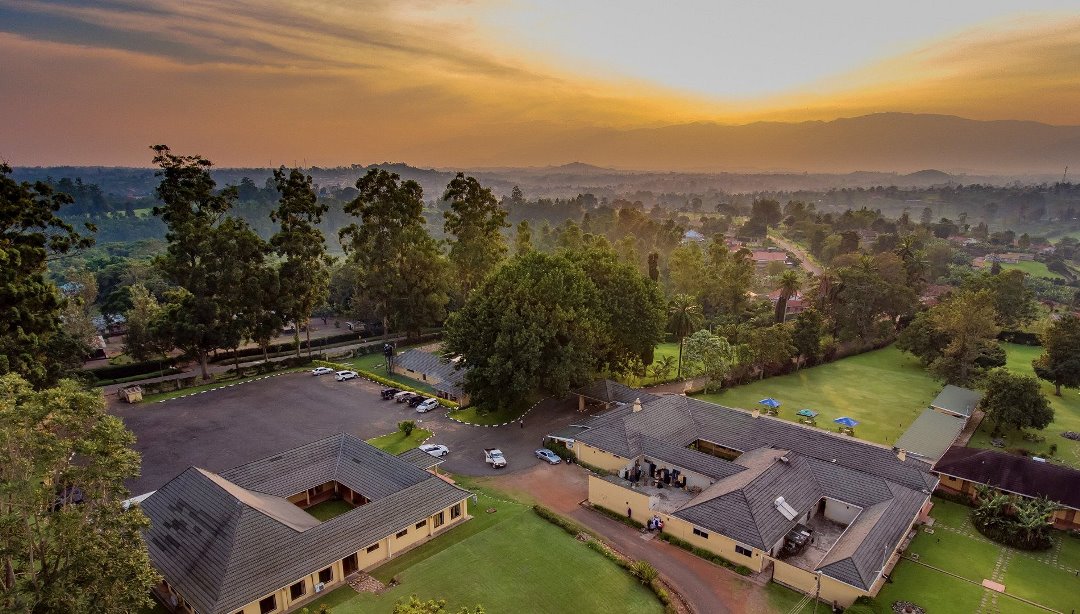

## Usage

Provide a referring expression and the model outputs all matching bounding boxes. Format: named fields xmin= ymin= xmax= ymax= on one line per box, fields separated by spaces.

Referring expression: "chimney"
xmin=752 ymin=408 xmax=760 ymax=419
xmin=632 ymin=398 xmax=643 ymax=413
xmin=897 ymin=448 xmax=907 ymax=462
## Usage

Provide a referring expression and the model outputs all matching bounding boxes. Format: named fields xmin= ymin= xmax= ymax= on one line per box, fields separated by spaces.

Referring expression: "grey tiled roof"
xmin=573 ymin=379 xmax=660 ymax=404
xmin=142 ymin=434 xmax=471 ymax=614
xmin=894 ymin=409 xmax=966 ymax=461
xmin=395 ymin=349 xmax=465 ymax=393
xmin=396 ymin=447 xmax=443 ymax=471
xmin=572 ymin=384 xmax=937 ymax=589
xmin=929 ymin=385 xmax=982 ymax=418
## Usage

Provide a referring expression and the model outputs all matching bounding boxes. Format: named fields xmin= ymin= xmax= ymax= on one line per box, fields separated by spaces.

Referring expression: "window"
xmin=735 ymin=545 xmax=753 ymax=557
xmin=366 ymin=543 xmax=380 ymax=553
xmin=396 ymin=528 xmax=408 ymax=538
xmin=693 ymin=527 xmax=709 ymax=539
xmin=415 ymin=520 xmax=427 ymax=529
xmin=289 ymin=580 xmax=306 ymax=600
xmin=318 ymin=567 xmax=333 ymax=584
xmin=259 ymin=595 xmax=277 ymax=614
xmin=433 ymin=511 xmax=444 ymax=528
xmin=450 ymin=503 xmax=461 ymax=520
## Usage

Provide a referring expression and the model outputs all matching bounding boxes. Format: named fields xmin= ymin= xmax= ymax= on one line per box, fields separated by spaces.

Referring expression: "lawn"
xmin=967 ymin=343 xmax=1080 ymax=468
xmin=447 ymin=391 xmax=543 ymax=426
xmin=871 ymin=496 xmax=1078 ymax=613
xmin=306 ymin=499 xmax=355 ymax=521
xmin=303 ymin=488 xmax=663 ymax=614
xmin=694 ymin=345 xmax=941 ymax=448
xmin=999 ymin=260 xmax=1067 ymax=280
xmin=365 ymin=428 xmax=432 ymax=455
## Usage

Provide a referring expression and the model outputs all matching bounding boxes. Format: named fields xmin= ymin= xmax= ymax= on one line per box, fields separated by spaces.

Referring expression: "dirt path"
xmin=482 ymin=464 xmax=777 ymax=614
xmin=769 ymin=233 xmax=822 ymax=276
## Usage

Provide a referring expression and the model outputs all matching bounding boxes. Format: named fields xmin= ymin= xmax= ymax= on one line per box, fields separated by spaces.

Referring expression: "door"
xmin=342 ymin=553 xmax=358 ymax=576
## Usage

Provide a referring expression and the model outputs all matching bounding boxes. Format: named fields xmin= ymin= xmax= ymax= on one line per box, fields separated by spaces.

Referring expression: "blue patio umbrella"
xmin=796 ymin=409 xmax=818 ymax=418
xmin=833 ymin=417 xmax=859 ymax=428
xmin=758 ymin=398 xmax=781 ymax=409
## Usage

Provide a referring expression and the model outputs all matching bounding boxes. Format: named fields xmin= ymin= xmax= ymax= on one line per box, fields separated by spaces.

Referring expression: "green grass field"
xmin=306 ymin=499 xmax=355 ymax=521
xmin=873 ymin=497 xmax=1077 ymax=613
xmin=968 ymin=343 xmax=1080 ymax=468
xmin=304 ymin=489 xmax=663 ymax=614
xmin=695 ymin=345 xmax=941 ymax=447
xmin=999 ymin=260 xmax=1067 ymax=280
xmin=343 ymin=351 xmax=437 ymax=394
xmin=366 ymin=428 xmax=433 ymax=455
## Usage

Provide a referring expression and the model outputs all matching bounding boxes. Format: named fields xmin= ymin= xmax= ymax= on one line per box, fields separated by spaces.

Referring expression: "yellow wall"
xmin=576 ymin=443 xmax=631 ymax=473
xmin=660 ymin=515 xmax=765 ymax=573
xmin=216 ymin=498 xmax=469 ymax=614
xmin=588 ymin=475 xmax=653 ymax=522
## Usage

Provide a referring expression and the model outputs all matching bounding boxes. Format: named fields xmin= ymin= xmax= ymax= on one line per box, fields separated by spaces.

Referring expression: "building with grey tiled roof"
xmin=570 ymin=381 xmax=935 ymax=607
xmin=142 ymin=433 xmax=471 ymax=614
xmin=392 ymin=348 xmax=469 ymax=405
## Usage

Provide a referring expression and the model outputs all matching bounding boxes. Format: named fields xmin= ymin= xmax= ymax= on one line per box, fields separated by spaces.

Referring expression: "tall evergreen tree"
xmin=443 ymin=173 xmax=509 ymax=298
xmin=270 ymin=167 xmax=330 ymax=357
xmin=0 ymin=164 xmax=94 ymax=388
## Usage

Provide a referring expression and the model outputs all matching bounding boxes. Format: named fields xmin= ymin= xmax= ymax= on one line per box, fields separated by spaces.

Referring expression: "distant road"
xmin=770 ymin=232 xmax=823 ymax=276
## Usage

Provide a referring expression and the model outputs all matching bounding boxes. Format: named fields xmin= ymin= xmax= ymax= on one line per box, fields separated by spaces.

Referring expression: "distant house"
xmin=933 ymin=446 xmax=1080 ymax=530
xmin=142 ymin=433 xmax=472 ymax=614
xmin=392 ymin=348 xmax=470 ymax=405
xmin=682 ymin=230 xmax=706 ymax=244
xmin=750 ymin=249 xmax=792 ymax=270
xmin=766 ymin=289 xmax=806 ymax=320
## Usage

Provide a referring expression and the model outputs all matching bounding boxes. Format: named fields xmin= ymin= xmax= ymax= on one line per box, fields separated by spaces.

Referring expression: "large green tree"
xmin=271 ymin=167 xmax=330 ymax=357
xmin=1033 ymin=314 xmax=1080 ymax=396
xmin=980 ymin=368 xmax=1054 ymax=436
xmin=122 ymin=283 xmax=169 ymax=362
xmin=683 ymin=329 xmax=737 ymax=392
xmin=151 ymin=146 xmax=269 ymax=378
xmin=444 ymin=252 xmax=602 ymax=410
xmin=442 ymin=173 xmax=509 ymax=298
xmin=929 ymin=289 xmax=1002 ymax=385
xmin=340 ymin=169 xmax=450 ymax=338
xmin=668 ymin=294 xmax=704 ymax=378
xmin=0 ymin=164 xmax=94 ymax=388
xmin=0 ymin=374 xmax=158 ymax=613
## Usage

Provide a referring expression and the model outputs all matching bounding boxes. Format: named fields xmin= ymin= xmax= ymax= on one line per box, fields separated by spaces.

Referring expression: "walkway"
xmin=769 ymin=232 xmax=822 ymax=276
xmin=483 ymin=464 xmax=777 ymax=614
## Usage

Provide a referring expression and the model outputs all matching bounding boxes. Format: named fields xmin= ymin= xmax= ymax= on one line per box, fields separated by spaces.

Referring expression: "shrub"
xmin=629 ymin=560 xmax=659 ymax=584
xmin=590 ymin=503 xmax=645 ymax=529
xmin=84 ymin=356 xmax=182 ymax=381
xmin=398 ymin=420 xmax=416 ymax=437
xmin=657 ymin=534 xmax=752 ymax=575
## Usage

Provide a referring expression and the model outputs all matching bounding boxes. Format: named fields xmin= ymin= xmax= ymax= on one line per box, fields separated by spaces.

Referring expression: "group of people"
xmin=647 ymin=515 xmax=665 ymax=532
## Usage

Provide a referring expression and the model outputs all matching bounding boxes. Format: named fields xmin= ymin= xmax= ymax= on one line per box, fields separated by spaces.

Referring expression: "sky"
xmin=2 ymin=0 xmax=1080 ymax=168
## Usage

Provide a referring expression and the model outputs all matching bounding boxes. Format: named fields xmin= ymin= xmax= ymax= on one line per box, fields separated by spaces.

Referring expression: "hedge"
xmin=95 ymin=368 xmax=182 ymax=386
xmin=85 ymin=357 xmax=182 ymax=381
xmin=210 ymin=332 xmax=363 ymax=363
xmin=657 ymin=533 xmax=753 ymax=576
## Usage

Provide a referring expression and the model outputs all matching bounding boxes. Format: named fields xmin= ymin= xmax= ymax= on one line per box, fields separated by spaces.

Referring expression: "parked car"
xmin=416 ymin=398 xmax=440 ymax=413
xmin=484 ymin=448 xmax=507 ymax=468
xmin=419 ymin=443 xmax=449 ymax=457
xmin=335 ymin=370 xmax=358 ymax=381
xmin=311 ymin=366 xmax=334 ymax=376
xmin=394 ymin=390 xmax=416 ymax=403
xmin=407 ymin=395 xmax=427 ymax=408
xmin=380 ymin=387 xmax=401 ymax=400
xmin=534 ymin=449 xmax=562 ymax=465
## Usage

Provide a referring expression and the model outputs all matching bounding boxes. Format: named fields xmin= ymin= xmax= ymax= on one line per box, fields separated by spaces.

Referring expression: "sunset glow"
xmin=2 ymin=1 xmax=1080 ymax=168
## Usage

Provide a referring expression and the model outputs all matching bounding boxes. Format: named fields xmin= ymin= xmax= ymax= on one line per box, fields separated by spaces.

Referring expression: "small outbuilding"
xmin=928 ymin=385 xmax=982 ymax=421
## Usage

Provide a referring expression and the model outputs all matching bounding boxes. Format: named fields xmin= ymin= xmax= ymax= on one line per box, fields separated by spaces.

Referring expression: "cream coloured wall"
xmin=659 ymin=515 xmax=765 ymax=573
xmin=588 ymin=475 xmax=654 ymax=522
xmin=576 ymin=443 xmax=632 ymax=473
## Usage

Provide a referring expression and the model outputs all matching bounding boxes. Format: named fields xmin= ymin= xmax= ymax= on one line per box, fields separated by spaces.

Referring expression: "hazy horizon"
xmin=3 ymin=2 xmax=1080 ymax=171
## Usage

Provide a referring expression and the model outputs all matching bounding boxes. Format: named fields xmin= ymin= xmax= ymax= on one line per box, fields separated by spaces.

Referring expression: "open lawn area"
xmin=304 ymin=486 xmax=663 ymax=614
xmin=305 ymin=499 xmax=354 ymax=521
xmin=968 ymin=343 xmax=1080 ymax=468
xmin=873 ymin=497 xmax=1079 ymax=613
xmin=694 ymin=345 xmax=941 ymax=448
xmin=999 ymin=260 xmax=1068 ymax=280
xmin=366 ymin=428 xmax=432 ymax=455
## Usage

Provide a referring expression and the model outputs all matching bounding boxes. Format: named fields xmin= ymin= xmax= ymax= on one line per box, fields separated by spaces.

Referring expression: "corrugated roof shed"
xmin=929 ymin=385 xmax=982 ymax=418
xmin=893 ymin=409 xmax=966 ymax=461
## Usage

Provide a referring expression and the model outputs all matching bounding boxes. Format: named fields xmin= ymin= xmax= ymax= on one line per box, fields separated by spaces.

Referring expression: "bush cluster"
xmin=84 ymin=356 xmax=182 ymax=381
xmin=209 ymin=331 xmax=362 ymax=363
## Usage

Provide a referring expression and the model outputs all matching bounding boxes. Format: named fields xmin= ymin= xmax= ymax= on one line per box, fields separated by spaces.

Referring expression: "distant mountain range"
xmin=453 ymin=113 xmax=1080 ymax=175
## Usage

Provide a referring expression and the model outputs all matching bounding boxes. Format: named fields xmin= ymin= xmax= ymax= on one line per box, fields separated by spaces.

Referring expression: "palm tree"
xmin=668 ymin=294 xmax=704 ymax=379
xmin=774 ymin=270 xmax=802 ymax=323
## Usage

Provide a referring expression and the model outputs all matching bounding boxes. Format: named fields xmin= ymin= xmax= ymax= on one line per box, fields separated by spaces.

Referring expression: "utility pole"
xmin=813 ymin=571 xmax=821 ymax=614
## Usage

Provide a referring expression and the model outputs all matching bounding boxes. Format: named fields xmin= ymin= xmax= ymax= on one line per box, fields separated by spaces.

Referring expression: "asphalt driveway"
xmin=112 ymin=371 xmax=584 ymax=493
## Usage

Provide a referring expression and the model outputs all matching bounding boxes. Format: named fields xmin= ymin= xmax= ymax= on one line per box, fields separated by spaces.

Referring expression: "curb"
xmin=153 ymin=370 xmax=294 ymax=404
xmin=445 ymin=396 xmax=549 ymax=428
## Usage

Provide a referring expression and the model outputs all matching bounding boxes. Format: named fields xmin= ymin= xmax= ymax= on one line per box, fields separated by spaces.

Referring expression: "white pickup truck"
xmin=484 ymin=448 xmax=507 ymax=468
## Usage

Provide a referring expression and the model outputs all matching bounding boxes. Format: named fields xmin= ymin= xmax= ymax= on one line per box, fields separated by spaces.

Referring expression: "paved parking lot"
xmin=112 ymin=371 xmax=583 ymax=494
